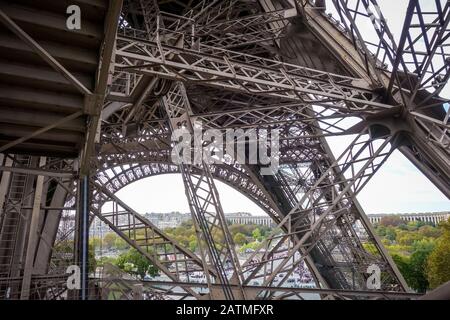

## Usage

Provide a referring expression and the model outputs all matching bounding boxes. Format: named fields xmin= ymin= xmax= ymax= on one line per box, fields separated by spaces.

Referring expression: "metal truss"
xmin=0 ymin=274 xmax=69 ymax=300
xmin=98 ymin=0 xmax=416 ymax=299
xmin=98 ymin=108 xmax=328 ymax=169
xmin=0 ymin=155 xmax=34 ymax=298
xmin=322 ymin=0 xmax=450 ymax=195
xmin=240 ymin=131 xmax=407 ymax=298
xmin=2 ymin=0 xmax=450 ymax=301
xmin=53 ymin=158 xmax=278 ymax=300
xmin=1 ymin=157 xmax=201 ymax=300
xmin=54 ymin=169 xmax=205 ymax=299
xmin=0 ymin=156 xmax=76 ymax=299
xmin=102 ymin=89 xmax=349 ymax=137
xmin=90 ymin=180 xmax=208 ymax=299
xmin=96 ymin=277 xmax=421 ymax=300
xmin=95 ymin=162 xmax=278 ymax=218
xmin=162 ymin=81 xmax=246 ymax=299
xmin=329 ymin=0 xmax=450 ymax=101
xmin=195 ymin=8 xmax=298 ymax=49
xmin=114 ymin=31 xmax=391 ymax=113
xmin=98 ymin=263 xmax=170 ymax=300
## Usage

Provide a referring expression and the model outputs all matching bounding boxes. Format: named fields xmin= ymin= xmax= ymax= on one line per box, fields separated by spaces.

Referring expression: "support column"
xmin=20 ymin=157 xmax=46 ymax=300
xmin=0 ymin=156 xmax=13 ymax=218
xmin=75 ymin=175 xmax=90 ymax=300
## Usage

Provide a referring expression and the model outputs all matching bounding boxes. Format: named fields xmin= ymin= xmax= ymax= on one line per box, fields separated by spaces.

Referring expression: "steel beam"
xmin=0 ymin=157 xmax=13 ymax=220
xmin=114 ymin=34 xmax=391 ymax=112
xmin=162 ymin=81 xmax=246 ymax=299
xmin=0 ymin=8 xmax=91 ymax=95
xmin=91 ymin=181 xmax=206 ymax=299
xmin=20 ymin=157 xmax=46 ymax=300
xmin=79 ymin=0 xmax=124 ymax=175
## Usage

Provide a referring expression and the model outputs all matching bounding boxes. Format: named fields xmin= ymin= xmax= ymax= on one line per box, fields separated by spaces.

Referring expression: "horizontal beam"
xmin=102 ymin=278 xmax=422 ymax=299
xmin=0 ymin=111 xmax=84 ymax=153
xmin=0 ymin=8 xmax=92 ymax=96
xmin=0 ymin=166 xmax=75 ymax=178
xmin=114 ymin=34 xmax=393 ymax=113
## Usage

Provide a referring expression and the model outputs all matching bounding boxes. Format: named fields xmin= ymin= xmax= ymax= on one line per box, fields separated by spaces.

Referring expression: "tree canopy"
xmin=115 ymin=248 xmax=158 ymax=279
xmin=373 ymin=217 xmax=450 ymax=292
xmin=426 ymin=220 xmax=450 ymax=289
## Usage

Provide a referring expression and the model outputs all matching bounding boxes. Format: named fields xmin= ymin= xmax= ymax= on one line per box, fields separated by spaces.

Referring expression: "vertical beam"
xmin=162 ymin=82 xmax=245 ymax=300
xmin=0 ymin=156 xmax=13 ymax=218
xmin=80 ymin=0 xmax=123 ymax=175
xmin=20 ymin=156 xmax=46 ymax=300
xmin=75 ymin=175 xmax=90 ymax=300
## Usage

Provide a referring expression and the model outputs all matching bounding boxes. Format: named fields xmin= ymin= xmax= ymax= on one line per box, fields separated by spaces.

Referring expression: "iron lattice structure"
xmin=0 ymin=0 xmax=448 ymax=300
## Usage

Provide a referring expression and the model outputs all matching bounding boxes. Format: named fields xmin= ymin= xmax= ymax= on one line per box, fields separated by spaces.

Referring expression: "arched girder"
xmin=91 ymin=159 xmax=336 ymax=297
xmin=88 ymin=159 xmax=286 ymax=299
xmin=93 ymin=162 xmax=279 ymax=223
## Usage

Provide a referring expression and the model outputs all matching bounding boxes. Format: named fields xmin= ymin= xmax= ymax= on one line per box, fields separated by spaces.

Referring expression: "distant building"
xmin=144 ymin=212 xmax=191 ymax=229
xmin=90 ymin=212 xmax=191 ymax=236
xmin=90 ymin=211 xmax=275 ymax=237
xmin=367 ymin=212 xmax=450 ymax=225
xmin=225 ymin=212 xmax=274 ymax=227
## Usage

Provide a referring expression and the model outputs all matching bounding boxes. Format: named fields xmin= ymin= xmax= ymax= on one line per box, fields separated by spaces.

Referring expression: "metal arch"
xmin=93 ymin=161 xmax=278 ymax=218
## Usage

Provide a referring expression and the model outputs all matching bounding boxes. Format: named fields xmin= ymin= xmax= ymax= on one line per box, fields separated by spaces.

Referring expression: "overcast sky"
xmin=115 ymin=0 xmax=449 ymax=216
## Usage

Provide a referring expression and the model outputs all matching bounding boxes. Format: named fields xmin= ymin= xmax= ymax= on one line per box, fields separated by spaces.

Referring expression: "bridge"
xmin=0 ymin=0 xmax=448 ymax=300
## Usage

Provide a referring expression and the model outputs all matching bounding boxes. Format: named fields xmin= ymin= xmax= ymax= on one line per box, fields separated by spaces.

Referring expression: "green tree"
xmin=229 ymin=224 xmax=248 ymax=236
xmin=412 ymin=238 xmax=435 ymax=252
xmin=115 ymin=249 xmax=158 ymax=279
xmin=376 ymin=225 xmax=387 ymax=237
xmin=97 ymin=256 xmax=117 ymax=266
xmin=380 ymin=215 xmax=405 ymax=227
xmin=189 ymin=239 xmax=197 ymax=252
xmin=53 ymin=240 xmax=97 ymax=273
xmin=252 ymin=228 xmax=262 ymax=241
xmin=397 ymin=232 xmax=422 ymax=246
xmin=233 ymin=233 xmax=247 ymax=246
xmin=427 ymin=220 xmax=450 ymax=288
xmin=114 ymin=237 xmax=129 ymax=250
xmin=103 ymin=232 xmax=118 ymax=249
xmin=407 ymin=242 xmax=435 ymax=292
xmin=385 ymin=226 xmax=397 ymax=242
xmin=418 ymin=225 xmax=442 ymax=238
xmin=392 ymin=254 xmax=411 ymax=283
xmin=89 ymin=237 xmax=102 ymax=249
xmin=406 ymin=220 xmax=424 ymax=231
xmin=239 ymin=241 xmax=260 ymax=253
